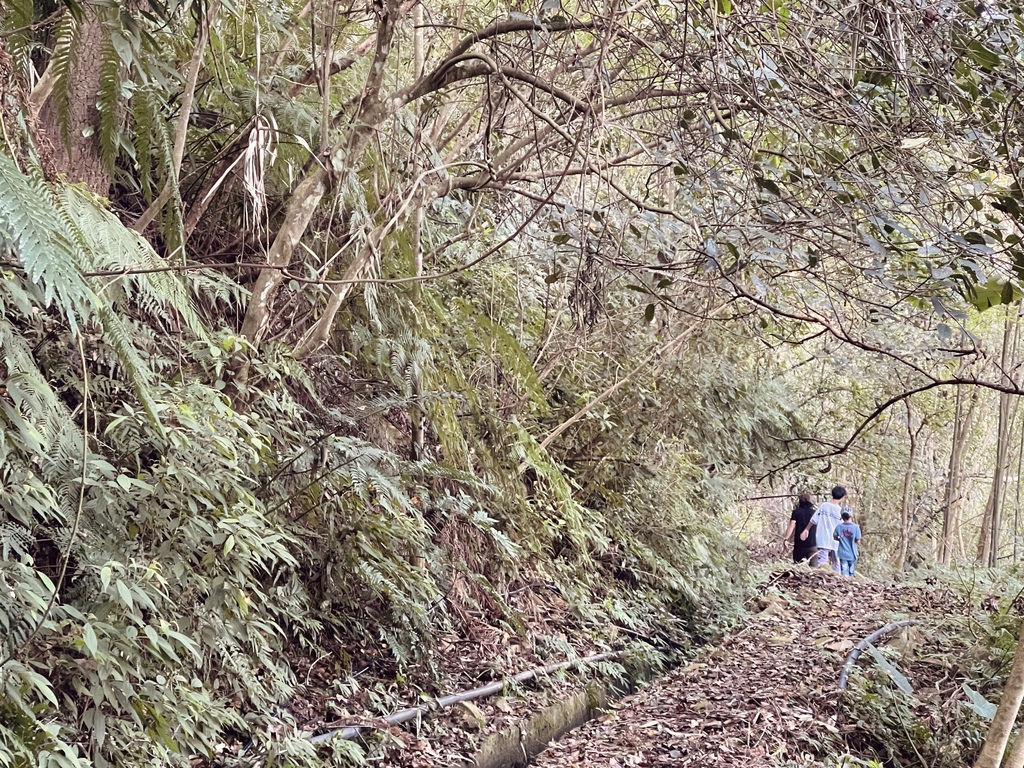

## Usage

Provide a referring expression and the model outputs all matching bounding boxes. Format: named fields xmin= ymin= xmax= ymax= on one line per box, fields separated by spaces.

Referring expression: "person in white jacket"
xmin=800 ymin=485 xmax=846 ymax=572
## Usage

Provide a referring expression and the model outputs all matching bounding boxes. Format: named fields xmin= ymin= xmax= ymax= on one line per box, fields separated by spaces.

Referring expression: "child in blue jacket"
xmin=833 ymin=511 xmax=862 ymax=577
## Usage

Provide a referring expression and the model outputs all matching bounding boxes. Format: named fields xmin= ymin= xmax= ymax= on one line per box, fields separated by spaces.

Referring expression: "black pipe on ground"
xmin=838 ymin=619 xmax=916 ymax=690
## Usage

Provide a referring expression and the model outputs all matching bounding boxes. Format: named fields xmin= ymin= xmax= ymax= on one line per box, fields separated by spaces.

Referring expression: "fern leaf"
xmin=0 ymin=153 xmax=94 ymax=332
xmin=0 ymin=155 xmax=166 ymax=428
xmin=49 ymin=11 xmax=80 ymax=147
xmin=94 ymin=304 xmax=162 ymax=428
xmin=58 ymin=186 xmax=208 ymax=341
xmin=132 ymin=86 xmax=158 ymax=200
xmin=1 ymin=0 xmax=35 ymax=80
xmin=0 ymin=315 xmax=64 ymax=457
xmin=97 ymin=32 xmax=124 ymax=175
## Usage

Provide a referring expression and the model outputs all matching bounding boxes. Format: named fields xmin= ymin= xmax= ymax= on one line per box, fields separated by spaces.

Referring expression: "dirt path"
xmin=531 ymin=567 xmax=936 ymax=768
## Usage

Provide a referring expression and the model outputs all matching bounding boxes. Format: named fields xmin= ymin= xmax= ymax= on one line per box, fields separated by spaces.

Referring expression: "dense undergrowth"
xmin=0 ymin=153 xmax=783 ymax=767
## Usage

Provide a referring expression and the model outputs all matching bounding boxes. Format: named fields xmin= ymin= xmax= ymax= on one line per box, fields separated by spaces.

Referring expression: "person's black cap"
xmin=832 ymin=485 xmax=847 ymax=499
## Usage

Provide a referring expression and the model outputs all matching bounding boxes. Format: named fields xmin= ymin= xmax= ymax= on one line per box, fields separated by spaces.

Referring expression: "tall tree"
xmin=975 ymin=619 xmax=1024 ymax=768
xmin=981 ymin=310 xmax=1019 ymax=566
xmin=941 ymin=383 xmax=979 ymax=564
xmin=896 ymin=398 xmax=922 ymax=571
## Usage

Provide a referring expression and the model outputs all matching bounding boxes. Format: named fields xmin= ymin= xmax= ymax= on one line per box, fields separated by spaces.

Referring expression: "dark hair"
xmin=841 ymin=511 xmax=852 ymax=521
xmin=832 ymin=485 xmax=847 ymax=500
xmin=798 ymin=490 xmax=812 ymax=503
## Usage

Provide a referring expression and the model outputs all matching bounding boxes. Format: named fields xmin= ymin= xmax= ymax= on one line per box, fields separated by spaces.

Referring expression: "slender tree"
xmin=942 ymin=383 xmax=978 ymax=564
xmin=981 ymin=310 xmax=1018 ymax=566
xmin=975 ymin=620 xmax=1024 ymax=768
xmin=895 ymin=399 xmax=922 ymax=571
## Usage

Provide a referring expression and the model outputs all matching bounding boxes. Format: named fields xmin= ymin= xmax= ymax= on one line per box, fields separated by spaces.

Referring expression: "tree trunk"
xmin=984 ymin=310 xmax=1017 ymax=567
xmin=974 ymin=619 xmax=1024 ymax=768
xmin=409 ymin=5 xmax=425 ymax=462
xmin=37 ymin=8 xmax=111 ymax=195
xmin=895 ymin=399 xmax=919 ymax=572
xmin=1005 ymin=710 xmax=1024 ymax=768
xmin=1016 ymin=414 xmax=1024 ymax=563
xmin=942 ymin=384 xmax=978 ymax=565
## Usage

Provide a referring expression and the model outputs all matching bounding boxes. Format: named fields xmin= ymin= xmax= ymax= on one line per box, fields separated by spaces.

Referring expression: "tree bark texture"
xmin=1005 ymin=718 xmax=1024 ymax=768
xmin=37 ymin=8 xmax=111 ymax=195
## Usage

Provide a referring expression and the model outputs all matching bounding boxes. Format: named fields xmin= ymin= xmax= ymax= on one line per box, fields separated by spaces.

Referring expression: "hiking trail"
xmin=528 ymin=567 xmax=950 ymax=768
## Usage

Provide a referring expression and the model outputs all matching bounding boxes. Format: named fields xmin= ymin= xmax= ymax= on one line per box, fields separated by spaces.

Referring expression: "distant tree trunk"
xmin=980 ymin=485 xmax=996 ymax=565
xmin=1016 ymin=417 xmax=1024 ymax=562
xmin=409 ymin=215 xmax=425 ymax=459
xmin=895 ymin=399 xmax=920 ymax=572
xmin=975 ymin=619 xmax=1024 ymax=768
xmin=981 ymin=311 xmax=1017 ymax=567
xmin=942 ymin=384 xmax=978 ymax=565
xmin=408 ymin=4 xmax=426 ymax=462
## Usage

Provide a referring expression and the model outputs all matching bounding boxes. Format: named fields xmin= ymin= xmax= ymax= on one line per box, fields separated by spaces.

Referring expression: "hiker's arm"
xmin=800 ymin=515 xmax=816 ymax=540
xmin=783 ymin=520 xmax=796 ymax=542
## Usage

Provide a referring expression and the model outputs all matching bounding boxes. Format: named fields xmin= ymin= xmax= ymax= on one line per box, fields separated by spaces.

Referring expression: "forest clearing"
xmin=9 ymin=0 xmax=1024 ymax=765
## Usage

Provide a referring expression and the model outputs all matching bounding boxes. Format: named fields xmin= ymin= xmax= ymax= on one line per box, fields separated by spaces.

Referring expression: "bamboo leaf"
xmin=866 ymin=644 xmax=913 ymax=695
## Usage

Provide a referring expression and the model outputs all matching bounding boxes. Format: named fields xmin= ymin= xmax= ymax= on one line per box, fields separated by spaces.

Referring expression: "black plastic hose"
xmin=838 ymin=619 xmax=915 ymax=690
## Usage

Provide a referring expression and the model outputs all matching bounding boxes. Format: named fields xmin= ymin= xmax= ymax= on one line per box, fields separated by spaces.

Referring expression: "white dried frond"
xmin=242 ymin=113 xmax=278 ymax=233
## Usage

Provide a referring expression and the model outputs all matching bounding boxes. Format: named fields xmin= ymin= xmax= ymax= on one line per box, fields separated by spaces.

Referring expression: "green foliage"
xmin=0 ymin=154 xmax=94 ymax=330
xmin=49 ymin=11 xmax=79 ymax=147
xmin=14 ymin=0 xmax=1017 ymax=761
xmin=0 ymin=153 xmax=314 ymax=766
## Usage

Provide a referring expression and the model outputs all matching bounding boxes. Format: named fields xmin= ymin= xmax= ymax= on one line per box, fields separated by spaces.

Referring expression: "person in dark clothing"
xmin=783 ymin=491 xmax=817 ymax=564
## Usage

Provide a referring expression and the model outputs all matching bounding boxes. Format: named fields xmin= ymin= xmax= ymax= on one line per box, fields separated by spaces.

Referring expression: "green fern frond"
xmin=50 ymin=11 xmax=81 ymax=146
xmin=161 ymin=183 xmax=186 ymax=266
xmin=97 ymin=33 xmax=123 ymax=175
xmin=59 ymin=186 xmax=208 ymax=341
xmin=151 ymin=107 xmax=186 ymax=261
xmin=1 ymin=0 xmax=36 ymax=79
xmin=0 ymin=153 xmax=94 ymax=332
xmin=95 ymin=305 xmax=162 ymax=425
xmin=0 ymin=269 xmax=44 ymax=318
xmin=0 ymin=155 xmax=168 ymax=428
xmin=132 ymin=86 xmax=159 ymax=200
xmin=132 ymin=83 xmax=174 ymax=205
xmin=0 ymin=523 xmax=33 ymax=560
xmin=0 ymin=315 xmax=65 ymax=460
xmin=190 ymin=269 xmax=249 ymax=309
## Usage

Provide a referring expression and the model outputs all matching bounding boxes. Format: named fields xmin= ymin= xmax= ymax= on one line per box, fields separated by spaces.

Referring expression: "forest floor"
xmin=530 ymin=563 xmax=953 ymax=768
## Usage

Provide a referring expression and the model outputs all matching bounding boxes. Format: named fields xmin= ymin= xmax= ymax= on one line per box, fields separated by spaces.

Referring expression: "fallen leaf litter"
xmin=530 ymin=567 xmax=941 ymax=768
